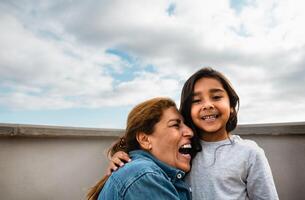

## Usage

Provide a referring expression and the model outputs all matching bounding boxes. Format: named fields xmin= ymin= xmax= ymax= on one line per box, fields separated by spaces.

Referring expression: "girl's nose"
xmin=201 ymin=101 xmax=214 ymax=110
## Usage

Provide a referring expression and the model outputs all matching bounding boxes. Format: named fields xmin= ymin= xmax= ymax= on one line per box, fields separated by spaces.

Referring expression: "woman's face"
xmin=148 ymin=107 xmax=193 ymax=172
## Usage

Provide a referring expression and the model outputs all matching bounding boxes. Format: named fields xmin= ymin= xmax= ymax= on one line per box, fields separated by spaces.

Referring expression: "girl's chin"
xmin=200 ymin=124 xmax=222 ymax=133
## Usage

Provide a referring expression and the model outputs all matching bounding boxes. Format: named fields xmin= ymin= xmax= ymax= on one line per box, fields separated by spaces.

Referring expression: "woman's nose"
xmin=182 ymin=125 xmax=193 ymax=137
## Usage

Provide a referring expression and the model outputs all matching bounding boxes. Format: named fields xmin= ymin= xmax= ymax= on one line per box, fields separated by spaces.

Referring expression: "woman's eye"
xmin=171 ymin=124 xmax=180 ymax=128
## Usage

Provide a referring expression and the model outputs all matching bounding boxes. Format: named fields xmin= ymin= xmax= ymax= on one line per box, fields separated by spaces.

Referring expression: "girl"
xmin=108 ymin=67 xmax=279 ymax=200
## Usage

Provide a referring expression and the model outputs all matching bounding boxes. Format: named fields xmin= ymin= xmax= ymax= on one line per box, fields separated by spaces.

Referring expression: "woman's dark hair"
xmin=87 ymin=97 xmax=176 ymax=200
xmin=179 ymin=67 xmax=240 ymax=156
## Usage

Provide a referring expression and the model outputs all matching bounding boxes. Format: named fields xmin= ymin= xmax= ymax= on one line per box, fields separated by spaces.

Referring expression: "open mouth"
xmin=178 ymin=144 xmax=192 ymax=155
xmin=201 ymin=114 xmax=218 ymax=121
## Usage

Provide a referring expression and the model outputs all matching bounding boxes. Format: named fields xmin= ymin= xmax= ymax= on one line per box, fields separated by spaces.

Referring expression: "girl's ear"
xmin=230 ymin=107 xmax=234 ymax=113
xmin=136 ymin=132 xmax=152 ymax=151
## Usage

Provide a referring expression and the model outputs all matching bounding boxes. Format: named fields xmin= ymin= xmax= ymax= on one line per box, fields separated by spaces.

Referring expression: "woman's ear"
xmin=136 ymin=132 xmax=152 ymax=151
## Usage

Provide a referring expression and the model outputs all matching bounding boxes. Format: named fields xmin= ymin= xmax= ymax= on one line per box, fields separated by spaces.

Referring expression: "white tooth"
xmin=203 ymin=115 xmax=216 ymax=120
xmin=182 ymin=144 xmax=192 ymax=148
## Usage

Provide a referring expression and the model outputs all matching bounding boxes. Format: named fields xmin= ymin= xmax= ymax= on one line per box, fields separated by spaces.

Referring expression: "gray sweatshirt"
xmin=186 ymin=135 xmax=279 ymax=200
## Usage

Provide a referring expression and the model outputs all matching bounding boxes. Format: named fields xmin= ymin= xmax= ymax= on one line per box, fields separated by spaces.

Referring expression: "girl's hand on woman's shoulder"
xmin=106 ymin=151 xmax=131 ymax=176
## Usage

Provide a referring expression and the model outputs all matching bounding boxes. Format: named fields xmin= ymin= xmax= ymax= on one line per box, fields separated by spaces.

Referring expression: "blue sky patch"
xmin=166 ymin=3 xmax=176 ymax=16
xmin=106 ymin=48 xmax=156 ymax=82
xmin=106 ymin=48 xmax=135 ymax=64
xmin=230 ymin=0 xmax=252 ymax=13
xmin=0 ymin=106 xmax=130 ymax=128
xmin=0 ymin=86 xmax=12 ymax=94
xmin=106 ymin=48 xmax=137 ymax=82
xmin=229 ymin=24 xmax=250 ymax=37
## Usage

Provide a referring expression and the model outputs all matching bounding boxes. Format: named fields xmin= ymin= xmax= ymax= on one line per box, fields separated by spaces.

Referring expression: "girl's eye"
xmin=212 ymin=95 xmax=222 ymax=100
xmin=192 ymin=99 xmax=200 ymax=104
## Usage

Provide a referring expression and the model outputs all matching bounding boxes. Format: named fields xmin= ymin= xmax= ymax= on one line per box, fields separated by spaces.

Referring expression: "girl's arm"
xmin=246 ymin=147 xmax=279 ymax=200
xmin=105 ymin=151 xmax=131 ymax=175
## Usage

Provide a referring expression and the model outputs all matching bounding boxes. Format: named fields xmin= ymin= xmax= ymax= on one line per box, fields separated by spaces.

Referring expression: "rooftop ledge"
xmin=1 ymin=122 xmax=305 ymax=138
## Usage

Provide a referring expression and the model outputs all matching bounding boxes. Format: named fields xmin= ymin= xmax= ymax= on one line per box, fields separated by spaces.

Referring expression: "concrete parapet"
xmin=1 ymin=122 xmax=305 ymax=200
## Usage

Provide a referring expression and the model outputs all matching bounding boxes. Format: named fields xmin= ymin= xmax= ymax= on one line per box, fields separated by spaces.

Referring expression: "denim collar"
xmin=130 ymin=150 xmax=186 ymax=183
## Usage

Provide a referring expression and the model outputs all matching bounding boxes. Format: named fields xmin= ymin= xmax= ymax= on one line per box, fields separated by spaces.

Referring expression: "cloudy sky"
xmin=0 ymin=0 xmax=305 ymax=129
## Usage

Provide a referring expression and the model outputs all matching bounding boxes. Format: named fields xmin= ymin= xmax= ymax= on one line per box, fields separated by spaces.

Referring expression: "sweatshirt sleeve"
xmin=246 ymin=145 xmax=279 ymax=200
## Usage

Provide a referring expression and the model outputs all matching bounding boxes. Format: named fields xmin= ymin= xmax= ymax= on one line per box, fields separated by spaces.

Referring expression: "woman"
xmin=87 ymin=97 xmax=193 ymax=200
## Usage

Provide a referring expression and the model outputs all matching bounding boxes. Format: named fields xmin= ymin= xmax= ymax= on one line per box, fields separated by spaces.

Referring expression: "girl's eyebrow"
xmin=210 ymin=88 xmax=225 ymax=93
xmin=192 ymin=88 xmax=225 ymax=96
xmin=192 ymin=92 xmax=200 ymax=97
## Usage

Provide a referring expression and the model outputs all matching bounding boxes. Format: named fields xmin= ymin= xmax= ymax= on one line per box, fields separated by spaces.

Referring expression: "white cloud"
xmin=0 ymin=12 xmax=115 ymax=109
xmin=85 ymin=71 xmax=181 ymax=107
xmin=1 ymin=0 xmax=305 ymax=124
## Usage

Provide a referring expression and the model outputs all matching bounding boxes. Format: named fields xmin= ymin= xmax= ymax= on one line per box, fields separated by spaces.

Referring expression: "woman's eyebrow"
xmin=168 ymin=118 xmax=181 ymax=124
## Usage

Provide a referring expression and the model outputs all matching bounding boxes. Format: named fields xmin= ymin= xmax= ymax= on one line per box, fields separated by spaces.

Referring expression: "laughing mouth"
xmin=179 ymin=144 xmax=192 ymax=154
xmin=201 ymin=114 xmax=218 ymax=121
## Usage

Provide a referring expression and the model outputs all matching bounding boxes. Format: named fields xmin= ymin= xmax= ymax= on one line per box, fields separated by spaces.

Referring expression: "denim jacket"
xmin=98 ymin=150 xmax=192 ymax=200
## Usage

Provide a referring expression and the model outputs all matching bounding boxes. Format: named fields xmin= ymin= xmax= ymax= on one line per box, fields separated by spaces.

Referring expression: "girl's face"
xmin=191 ymin=77 xmax=232 ymax=141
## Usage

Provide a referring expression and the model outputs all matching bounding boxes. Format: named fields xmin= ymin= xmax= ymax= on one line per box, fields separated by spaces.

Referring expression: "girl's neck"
xmin=200 ymin=130 xmax=230 ymax=142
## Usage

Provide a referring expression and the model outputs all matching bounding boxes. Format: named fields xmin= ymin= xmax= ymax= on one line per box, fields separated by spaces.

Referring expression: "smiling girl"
xmin=180 ymin=67 xmax=278 ymax=199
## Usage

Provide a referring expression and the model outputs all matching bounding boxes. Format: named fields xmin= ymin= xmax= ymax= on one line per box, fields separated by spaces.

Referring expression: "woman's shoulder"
xmin=110 ymin=152 xmax=163 ymax=183
xmin=105 ymin=153 xmax=167 ymax=196
xmin=125 ymin=155 xmax=161 ymax=174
